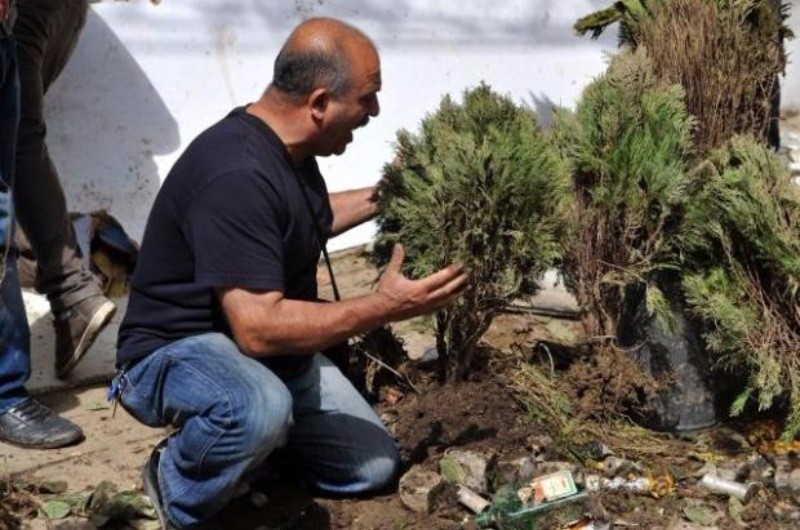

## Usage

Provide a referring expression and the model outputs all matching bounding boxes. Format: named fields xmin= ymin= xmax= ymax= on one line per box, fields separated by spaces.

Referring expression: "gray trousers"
xmin=13 ymin=0 xmax=101 ymax=313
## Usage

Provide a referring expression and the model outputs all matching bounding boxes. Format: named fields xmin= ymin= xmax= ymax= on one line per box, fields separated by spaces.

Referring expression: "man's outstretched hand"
xmin=374 ymin=243 xmax=468 ymax=322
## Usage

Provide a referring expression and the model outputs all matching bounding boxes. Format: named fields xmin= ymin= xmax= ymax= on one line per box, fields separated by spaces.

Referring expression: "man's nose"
xmin=369 ymin=97 xmax=380 ymax=117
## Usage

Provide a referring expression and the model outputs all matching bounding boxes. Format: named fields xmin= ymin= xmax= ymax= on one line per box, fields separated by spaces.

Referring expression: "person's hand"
xmin=374 ymin=243 xmax=468 ymax=321
xmin=0 ymin=0 xmax=8 ymax=22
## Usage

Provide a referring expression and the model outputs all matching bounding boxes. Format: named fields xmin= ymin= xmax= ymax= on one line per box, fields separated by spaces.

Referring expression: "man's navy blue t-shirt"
xmin=116 ymin=107 xmax=333 ymax=377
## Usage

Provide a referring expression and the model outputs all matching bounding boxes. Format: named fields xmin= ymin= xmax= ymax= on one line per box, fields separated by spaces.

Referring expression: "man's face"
xmin=318 ymin=45 xmax=381 ymax=156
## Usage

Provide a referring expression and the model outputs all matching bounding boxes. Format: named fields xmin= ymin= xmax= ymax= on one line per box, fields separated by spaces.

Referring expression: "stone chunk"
xmin=399 ymin=466 xmax=444 ymax=513
xmin=492 ymin=456 xmax=537 ymax=491
xmin=439 ymin=449 xmax=491 ymax=495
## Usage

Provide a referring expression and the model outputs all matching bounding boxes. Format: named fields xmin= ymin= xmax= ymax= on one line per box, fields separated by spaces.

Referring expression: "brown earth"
xmin=2 ymin=249 xmax=799 ymax=529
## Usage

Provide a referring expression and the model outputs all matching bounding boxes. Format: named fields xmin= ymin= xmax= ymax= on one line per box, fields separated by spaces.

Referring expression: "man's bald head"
xmin=271 ymin=17 xmax=376 ymax=101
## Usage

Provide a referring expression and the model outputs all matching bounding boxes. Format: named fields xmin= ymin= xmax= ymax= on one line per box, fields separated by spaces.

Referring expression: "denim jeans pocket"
xmin=120 ymin=356 xmax=166 ymax=428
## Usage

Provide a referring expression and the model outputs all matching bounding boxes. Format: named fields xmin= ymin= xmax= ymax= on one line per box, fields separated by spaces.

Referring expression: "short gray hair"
xmin=271 ymin=45 xmax=351 ymax=100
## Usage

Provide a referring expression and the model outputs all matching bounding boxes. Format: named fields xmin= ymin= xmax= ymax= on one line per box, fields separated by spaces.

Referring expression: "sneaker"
xmin=0 ymin=398 xmax=84 ymax=448
xmin=143 ymin=440 xmax=177 ymax=529
xmin=54 ymin=295 xmax=117 ymax=379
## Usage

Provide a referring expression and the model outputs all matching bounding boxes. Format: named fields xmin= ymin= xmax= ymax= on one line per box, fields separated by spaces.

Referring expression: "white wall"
xmin=783 ymin=1 xmax=800 ymax=110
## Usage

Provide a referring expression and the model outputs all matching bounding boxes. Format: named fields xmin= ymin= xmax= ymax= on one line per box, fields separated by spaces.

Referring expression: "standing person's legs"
xmin=283 ymin=353 xmax=400 ymax=494
xmin=119 ymin=333 xmax=294 ymax=528
xmin=0 ymin=33 xmax=28 ymax=411
xmin=0 ymin=30 xmax=81 ymax=448
xmin=0 ymin=253 xmax=81 ymax=449
xmin=13 ymin=0 xmax=95 ymax=311
xmin=13 ymin=0 xmax=114 ymax=378
xmin=0 ymin=254 xmax=32 ymax=414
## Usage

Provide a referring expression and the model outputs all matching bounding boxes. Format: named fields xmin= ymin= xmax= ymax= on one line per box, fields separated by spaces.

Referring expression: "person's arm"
xmin=0 ymin=0 xmax=8 ymax=22
xmin=329 ymin=186 xmax=377 ymax=237
xmin=218 ymin=243 xmax=467 ymax=357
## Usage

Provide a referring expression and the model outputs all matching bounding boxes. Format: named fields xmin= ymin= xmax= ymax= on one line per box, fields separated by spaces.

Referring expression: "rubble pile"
xmin=396 ymin=420 xmax=800 ymax=529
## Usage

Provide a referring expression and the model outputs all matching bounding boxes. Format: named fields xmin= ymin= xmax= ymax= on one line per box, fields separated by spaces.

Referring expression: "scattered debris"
xmin=699 ymin=472 xmax=757 ymax=501
xmin=439 ymin=449 xmax=491 ymax=495
xmin=41 ymin=500 xmax=71 ymax=520
xmin=580 ymin=441 xmax=614 ymax=460
xmin=682 ymin=504 xmax=720 ymax=526
xmin=457 ymin=485 xmax=491 ymax=514
xmin=474 ymin=483 xmax=589 ymax=529
xmin=599 ymin=456 xmax=643 ymax=478
xmin=522 ymin=469 xmax=579 ymax=505
xmin=398 ymin=466 xmax=445 ymax=514
xmin=584 ymin=473 xmax=675 ymax=499
xmin=491 ymin=456 xmax=537 ymax=491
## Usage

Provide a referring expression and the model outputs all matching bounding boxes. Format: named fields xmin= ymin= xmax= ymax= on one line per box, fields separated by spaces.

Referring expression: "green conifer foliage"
xmin=373 ymin=84 xmax=571 ymax=382
xmin=554 ymin=51 xmax=696 ymax=337
xmin=574 ymin=0 xmax=651 ymax=45
xmin=682 ymin=137 xmax=800 ymax=436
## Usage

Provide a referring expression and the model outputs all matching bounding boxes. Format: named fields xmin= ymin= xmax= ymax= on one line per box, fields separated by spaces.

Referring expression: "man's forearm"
xmin=221 ymin=244 xmax=468 ymax=359
xmin=329 ymin=186 xmax=377 ymax=236
xmin=230 ymin=292 xmax=392 ymax=357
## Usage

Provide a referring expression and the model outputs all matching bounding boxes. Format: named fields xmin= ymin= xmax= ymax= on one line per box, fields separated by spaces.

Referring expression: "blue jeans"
xmin=0 ymin=33 xmax=32 ymax=414
xmin=119 ymin=333 xmax=400 ymax=528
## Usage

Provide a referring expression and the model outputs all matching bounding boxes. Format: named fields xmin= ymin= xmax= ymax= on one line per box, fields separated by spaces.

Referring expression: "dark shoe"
xmin=54 ymin=295 xmax=117 ymax=379
xmin=0 ymin=398 xmax=84 ymax=448
xmin=143 ymin=440 xmax=177 ymax=529
xmin=143 ymin=441 xmax=228 ymax=529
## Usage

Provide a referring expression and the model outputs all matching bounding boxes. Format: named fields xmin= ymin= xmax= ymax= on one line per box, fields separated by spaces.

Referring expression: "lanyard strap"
xmin=293 ymin=167 xmax=341 ymax=301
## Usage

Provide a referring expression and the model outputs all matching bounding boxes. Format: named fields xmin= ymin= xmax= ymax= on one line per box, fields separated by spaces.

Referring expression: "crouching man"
xmin=114 ymin=17 xmax=467 ymax=529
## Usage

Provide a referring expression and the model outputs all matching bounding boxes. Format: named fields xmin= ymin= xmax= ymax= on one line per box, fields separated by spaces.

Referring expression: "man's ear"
xmin=309 ymin=88 xmax=329 ymax=122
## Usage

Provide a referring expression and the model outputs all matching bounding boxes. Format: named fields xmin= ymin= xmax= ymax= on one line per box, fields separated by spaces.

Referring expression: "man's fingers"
xmin=386 ymin=243 xmax=405 ymax=275
xmin=379 ymin=255 xmax=466 ymax=320
xmin=419 ymin=262 xmax=466 ymax=291
xmin=427 ymin=272 xmax=468 ymax=304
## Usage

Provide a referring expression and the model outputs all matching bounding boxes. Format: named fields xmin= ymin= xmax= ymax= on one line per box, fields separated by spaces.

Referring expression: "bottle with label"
xmin=474 ymin=472 xmax=590 ymax=530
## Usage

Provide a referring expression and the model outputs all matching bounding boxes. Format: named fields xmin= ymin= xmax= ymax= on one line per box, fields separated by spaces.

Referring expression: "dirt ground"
xmin=2 ymin=249 xmax=800 ymax=529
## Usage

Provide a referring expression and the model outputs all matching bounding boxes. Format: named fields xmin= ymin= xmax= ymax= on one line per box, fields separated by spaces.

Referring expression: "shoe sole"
xmin=142 ymin=442 xmax=173 ymax=529
xmin=0 ymin=423 xmax=84 ymax=450
xmin=0 ymin=433 xmax=84 ymax=449
xmin=56 ymin=300 xmax=117 ymax=379
xmin=0 ymin=430 xmax=84 ymax=449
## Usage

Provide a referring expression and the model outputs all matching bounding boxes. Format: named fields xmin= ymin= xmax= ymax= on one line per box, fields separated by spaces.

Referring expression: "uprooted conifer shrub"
xmin=554 ymin=49 xmax=800 ymax=436
xmin=575 ymin=0 xmax=791 ymax=153
xmin=567 ymin=0 xmax=800 ymax=437
xmin=553 ymin=50 xmax=696 ymax=339
xmin=373 ymin=84 xmax=571 ymax=382
xmin=681 ymin=137 xmax=800 ymax=436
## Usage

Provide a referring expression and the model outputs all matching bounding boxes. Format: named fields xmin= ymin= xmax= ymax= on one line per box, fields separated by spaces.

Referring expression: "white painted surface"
xmin=782 ymin=1 xmax=800 ymax=110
